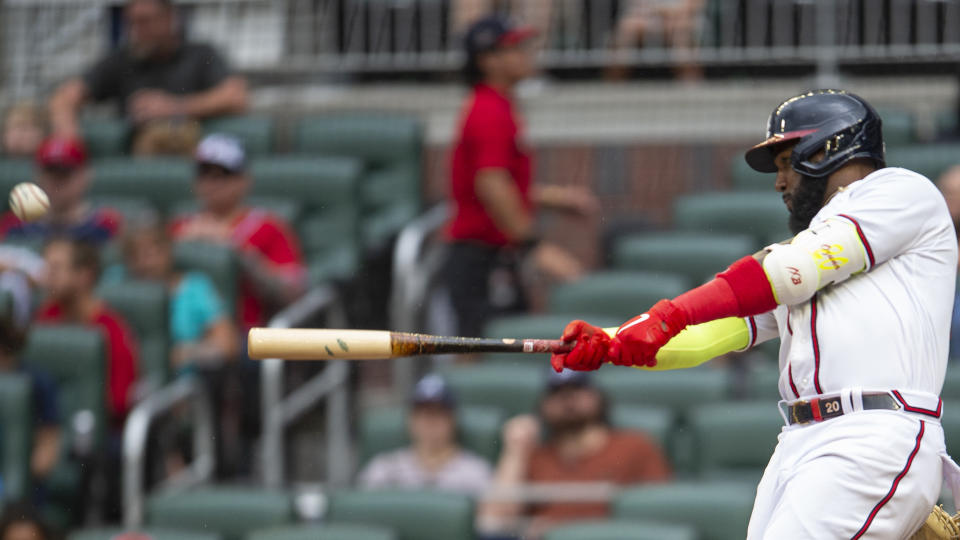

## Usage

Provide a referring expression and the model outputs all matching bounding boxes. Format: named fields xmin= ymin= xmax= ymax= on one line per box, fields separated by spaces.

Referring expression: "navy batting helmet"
xmin=745 ymin=89 xmax=885 ymax=179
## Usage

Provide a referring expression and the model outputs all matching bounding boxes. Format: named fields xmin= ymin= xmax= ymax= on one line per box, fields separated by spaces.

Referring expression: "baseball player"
xmin=553 ymin=89 xmax=960 ymax=538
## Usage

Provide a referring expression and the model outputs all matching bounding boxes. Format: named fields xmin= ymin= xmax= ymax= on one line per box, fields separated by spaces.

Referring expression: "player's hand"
xmin=551 ymin=320 xmax=612 ymax=372
xmin=608 ymin=299 xmax=688 ymax=367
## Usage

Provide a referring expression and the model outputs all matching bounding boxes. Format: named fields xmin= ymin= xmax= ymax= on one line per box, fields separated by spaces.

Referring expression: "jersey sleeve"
xmin=744 ymin=311 xmax=779 ymax=349
xmin=825 ymin=172 xmax=946 ymax=271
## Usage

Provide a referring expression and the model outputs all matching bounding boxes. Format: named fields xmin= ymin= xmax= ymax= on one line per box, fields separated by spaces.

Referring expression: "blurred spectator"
xmin=2 ymin=102 xmax=47 ymax=158
xmin=0 ymin=136 xmax=121 ymax=245
xmin=35 ymin=238 xmax=139 ymax=424
xmin=0 ymin=502 xmax=54 ymax=540
xmin=0 ymin=295 xmax=61 ymax=499
xmin=171 ymin=134 xmax=306 ymax=330
xmin=937 ymin=170 xmax=960 ymax=359
xmin=121 ymin=220 xmax=238 ymax=373
xmin=479 ymin=370 xmax=670 ymax=537
xmin=610 ymin=0 xmax=705 ymax=81
xmin=452 ymin=0 xmax=552 ymax=50
xmin=358 ymin=374 xmax=492 ymax=496
xmin=445 ymin=15 xmax=598 ymax=338
xmin=48 ymin=0 xmax=247 ymax=154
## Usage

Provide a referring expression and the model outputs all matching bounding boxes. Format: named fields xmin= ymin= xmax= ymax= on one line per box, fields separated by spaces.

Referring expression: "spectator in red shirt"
xmin=446 ymin=15 xmax=598 ymax=338
xmin=0 ymin=136 xmax=121 ymax=245
xmin=170 ymin=134 xmax=306 ymax=330
xmin=35 ymin=238 xmax=139 ymax=424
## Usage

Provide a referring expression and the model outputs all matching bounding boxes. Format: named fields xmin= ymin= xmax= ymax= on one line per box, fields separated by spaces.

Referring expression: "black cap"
xmin=546 ymin=368 xmax=592 ymax=392
xmin=464 ymin=15 xmax=537 ymax=58
xmin=411 ymin=374 xmax=456 ymax=408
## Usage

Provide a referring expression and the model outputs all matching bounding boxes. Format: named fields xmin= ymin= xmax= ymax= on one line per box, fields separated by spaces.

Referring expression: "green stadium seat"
xmin=90 ymin=196 xmax=159 ymax=224
xmin=613 ymin=481 xmax=756 ymax=540
xmin=0 ymin=374 xmax=33 ymax=502
xmin=941 ymin=369 xmax=960 ymax=401
xmin=170 ymin=198 xmax=303 ymax=229
xmin=886 ymin=144 xmax=960 ymax=182
xmin=688 ymin=401 xmax=782 ymax=478
xmin=81 ymin=118 xmax=128 ymax=157
xmin=70 ymin=529 xmax=221 ymax=540
xmin=0 ymin=158 xmax=32 ymax=210
xmin=940 ymin=401 xmax=960 ymax=456
xmin=294 ymin=114 xmax=423 ymax=249
xmin=440 ymin=363 xmax=545 ymax=419
xmin=204 ymin=115 xmax=274 ymax=155
xmin=877 ymin=107 xmax=916 ymax=147
xmin=358 ymin=405 xmax=503 ymax=466
xmin=594 ymin=365 xmax=730 ymax=412
xmin=90 ymin=158 xmax=193 ymax=215
xmin=609 ymin=404 xmax=675 ymax=452
xmin=673 ymin=192 xmax=790 ymax=246
xmin=246 ymin=524 xmax=396 ymax=540
xmin=173 ymin=241 xmax=239 ymax=315
xmin=98 ymin=280 xmax=170 ymax=389
xmin=22 ymin=326 xmax=107 ymax=526
xmin=326 ymin=490 xmax=473 ymax=540
xmin=612 ymin=232 xmax=757 ymax=285
xmin=548 ymin=271 xmax=691 ymax=321
xmin=147 ymin=487 xmax=295 ymax=540
xmin=746 ymin=360 xmax=783 ymax=401
xmin=544 ymin=519 xmax=698 ymax=540
xmin=730 ymin=155 xmax=771 ymax=191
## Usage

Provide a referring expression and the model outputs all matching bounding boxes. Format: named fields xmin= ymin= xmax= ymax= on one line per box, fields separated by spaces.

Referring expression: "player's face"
xmin=194 ymin=165 xmax=250 ymax=215
xmin=773 ymin=145 xmax=803 ymax=212
xmin=408 ymin=404 xmax=456 ymax=450
xmin=36 ymin=167 xmax=89 ymax=214
xmin=126 ymin=0 xmax=176 ymax=58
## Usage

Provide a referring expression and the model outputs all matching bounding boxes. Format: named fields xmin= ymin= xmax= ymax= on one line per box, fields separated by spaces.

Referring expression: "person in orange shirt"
xmin=479 ymin=369 xmax=671 ymax=538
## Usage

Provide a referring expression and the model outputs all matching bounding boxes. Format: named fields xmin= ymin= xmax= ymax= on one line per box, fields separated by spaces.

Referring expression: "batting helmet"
xmin=744 ymin=89 xmax=885 ymax=179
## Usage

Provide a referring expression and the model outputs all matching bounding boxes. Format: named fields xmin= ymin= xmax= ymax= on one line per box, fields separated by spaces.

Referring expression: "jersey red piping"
xmin=892 ymin=390 xmax=943 ymax=418
xmin=788 ymin=363 xmax=800 ymax=399
xmin=748 ymin=316 xmax=758 ymax=348
xmin=810 ymin=294 xmax=823 ymax=394
xmin=837 ymin=213 xmax=876 ymax=269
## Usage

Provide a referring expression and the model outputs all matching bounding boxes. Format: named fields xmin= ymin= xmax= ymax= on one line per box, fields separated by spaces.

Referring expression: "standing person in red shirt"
xmin=171 ymin=134 xmax=307 ymax=330
xmin=446 ymin=15 xmax=598 ymax=338
xmin=35 ymin=238 xmax=139 ymax=425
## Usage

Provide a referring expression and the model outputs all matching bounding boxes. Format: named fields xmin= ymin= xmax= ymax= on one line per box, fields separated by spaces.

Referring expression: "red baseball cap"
xmin=35 ymin=136 xmax=87 ymax=171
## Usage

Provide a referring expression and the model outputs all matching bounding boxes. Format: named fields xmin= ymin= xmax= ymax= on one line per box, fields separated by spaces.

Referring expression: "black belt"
xmin=787 ymin=393 xmax=899 ymax=425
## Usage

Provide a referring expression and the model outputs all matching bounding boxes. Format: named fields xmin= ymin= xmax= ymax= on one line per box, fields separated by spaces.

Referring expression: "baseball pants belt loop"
xmin=785 ymin=391 xmax=899 ymax=425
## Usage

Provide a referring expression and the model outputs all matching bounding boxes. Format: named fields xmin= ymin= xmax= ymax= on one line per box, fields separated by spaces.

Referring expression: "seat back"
xmin=246 ymin=523 xmax=396 ymax=540
xmin=729 ymin=156 xmax=770 ymax=192
xmin=544 ymin=519 xmax=698 ymax=540
xmin=81 ymin=118 xmax=128 ymax=157
xmin=98 ymin=280 xmax=170 ymax=388
xmin=173 ymin=242 xmax=239 ymax=315
xmin=613 ymin=481 xmax=756 ymax=540
xmin=441 ymin=364 xmax=545 ymax=419
xmin=594 ymin=366 xmax=730 ymax=412
xmin=204 ymin=115 xmax=274 ymax=155
xmin=146 ymin=487 xmax=295 ymax=540
xmin=327 ymin=490 xmax=474 ymax=540
xmin=612 ymin=232 xmax=757 ymax=285
xmin=688 ymin=401 xmax=782 ymax=477
xmin=0 ymin=374 xmax=33 ymax=501
xmin=609 ymin=405 xmax=675 ymax=452
xmin=548 ymin=271 xmax=690 ymax=321
xmin=359 ymin=405 xmax=502 ymax=465
xmin=673 ymin=192 xmax=790 ymax=245
xmin=886 ymin=144 xmax=960 ymax=182
xmin=0 ymin=159 xmax=32 ymax=210
xmin=21 ymin=326 xmax=106 ymax=450
xmin=90 ymin=158 xmax=193 ymax=215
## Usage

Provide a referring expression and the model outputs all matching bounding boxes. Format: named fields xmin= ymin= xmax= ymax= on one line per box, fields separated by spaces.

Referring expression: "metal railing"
xmin=261 ymin=285 xmax=352 ymax=489
xmin=122 ymin=375 xmax=215 ymax=528
xmin=388 ymin=202 xmax=450 ymax=396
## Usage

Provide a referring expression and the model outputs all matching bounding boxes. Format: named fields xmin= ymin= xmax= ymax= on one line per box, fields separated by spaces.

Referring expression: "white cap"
xmin=195 ymin=133 xmax=246 ymax=173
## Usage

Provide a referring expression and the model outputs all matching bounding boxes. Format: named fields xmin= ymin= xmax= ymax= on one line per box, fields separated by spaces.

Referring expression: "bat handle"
xmin=525 ymin=339 xmax=573 ymax=354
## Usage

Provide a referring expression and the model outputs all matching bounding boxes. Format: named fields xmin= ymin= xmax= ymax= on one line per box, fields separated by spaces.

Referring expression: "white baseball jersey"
xmin=746 ymin=167 xmax=957 ymax=401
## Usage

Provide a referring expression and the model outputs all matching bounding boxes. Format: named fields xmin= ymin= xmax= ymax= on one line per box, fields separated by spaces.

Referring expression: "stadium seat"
xmin=0 ymin=374 xmax=33 ymax=502
xmin=729 ymin=155 xmax=771 ymax=191
xmin=90 ymin=196 xmax=159 ymax=224
xmin=481 ymin=314 xmax=622 ymax=364
xmin=440 ymin=363 xmax=546 ymax=419
xmin=171 ymin=198 xmax=303 ymax=229
xmin=745 ymin=360 xmax=783 ymax=400
xmin=246 ymin=524 xmax=396 ymax=540
xmin=877 ymin=107 xmax=916 ymax=147
xmin=98 ymin=279 xmax=170 ymax=389
xmin=544 ymin=519 xmax=698 ymax=540
xmin=359 ymin=405 xmax=503 ymax=465
xmin=548 ymin=271 xmax=691 ymax=321
xmin=294 ymin=114 xmax=423 ymax=250
xmin=612 ymin=232 xmax=757 ymax=285
xmin=609 ymin=404 xmax=675 ymax=451
xmin=940 ymin=401 xmax=960 ymax=455
xmin=146 ymin=487 xmax=295 ymax=540
xmin=81 ymin=118 xmax=128 ymax=157
xmin=0 ymin=158 xmax=32 ymax=209
xmin=90 ymin=158 xmax=193 ymax=215
xmin=886 ymin=144 xmax=960 ymax=182
xmin=943 ymin=370 xmax=960 ymax=401
xmin=204 ymin=115 xmax=275 ymax=155
xmin=613 ymin=481 xmax=756 ymax=540
xmin=673 ymin=192 xmax=790 ymax=246
xmin=594 ymin=365 xmax=730 ymax=412
xmin=70 ymin=529 xmax=221 ymax=540
xmin=326 ymin=490 xmax=473 ymax=540
xmin=688 ymin=401 xmax=783 ymax=478
xmin=173 ymin=241 xmax=239 ymax=315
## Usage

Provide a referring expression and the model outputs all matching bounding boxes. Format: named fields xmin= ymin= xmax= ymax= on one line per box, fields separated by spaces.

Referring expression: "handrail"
xmin=261 ymin=285 xmax=350 ymax=489
xmin=122 ymin=375 xmax=215 ymax=529
xmin=389 ymin=203 xmax=450 ymax=395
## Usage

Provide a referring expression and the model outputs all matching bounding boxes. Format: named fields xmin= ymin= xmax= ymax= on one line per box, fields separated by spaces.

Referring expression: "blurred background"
xmin=1 ymin=1 xmax=960 ymax=540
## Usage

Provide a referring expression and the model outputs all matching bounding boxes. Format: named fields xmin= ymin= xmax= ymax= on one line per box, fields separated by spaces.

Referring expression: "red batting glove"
xmin=551 ymin=320 xmax=612 ymax=372
xmin=608 ymin=300 xmax=689 ymax=367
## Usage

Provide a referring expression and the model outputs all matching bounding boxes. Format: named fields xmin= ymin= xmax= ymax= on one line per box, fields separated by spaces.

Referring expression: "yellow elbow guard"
xmin=603 ymin=317 xmax=750 ymax=371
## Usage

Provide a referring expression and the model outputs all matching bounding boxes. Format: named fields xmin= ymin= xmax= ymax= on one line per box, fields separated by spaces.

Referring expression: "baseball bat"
xmin=247 ymin=328 xmax=572 ymax=361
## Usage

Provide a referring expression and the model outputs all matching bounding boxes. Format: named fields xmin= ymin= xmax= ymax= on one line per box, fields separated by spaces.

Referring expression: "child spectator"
xmin=2 ymin=103 xmax=47 ymax=158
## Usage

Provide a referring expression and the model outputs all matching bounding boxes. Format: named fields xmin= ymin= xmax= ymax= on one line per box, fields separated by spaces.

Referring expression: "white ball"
xmin=9 ymin=182 xmax=50 ymax=222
